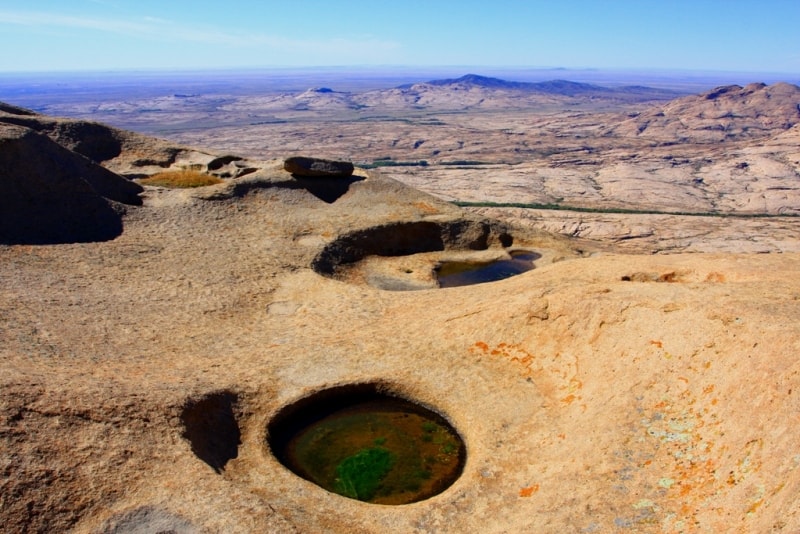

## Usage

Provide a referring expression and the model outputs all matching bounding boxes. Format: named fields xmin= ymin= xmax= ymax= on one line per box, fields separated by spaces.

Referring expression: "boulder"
xmin=283 ymin=156 xmax=354 ymax=177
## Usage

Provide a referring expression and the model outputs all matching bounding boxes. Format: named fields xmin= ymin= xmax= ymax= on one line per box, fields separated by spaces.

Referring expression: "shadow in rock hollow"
xmin=181 ymin=391 xmax=241 ymax=473
xmin=291 ymin=174 xmax=366 ymax=203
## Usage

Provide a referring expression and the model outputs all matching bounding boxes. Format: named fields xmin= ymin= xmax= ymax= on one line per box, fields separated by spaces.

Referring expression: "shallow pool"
xmin=435 ymin=251 xmax=540 ymax=288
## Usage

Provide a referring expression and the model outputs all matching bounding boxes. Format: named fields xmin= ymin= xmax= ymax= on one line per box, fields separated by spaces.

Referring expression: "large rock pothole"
xmin=266 ymin=382 xmax=466 ymax=505
xmin=312 ymin=219 xmax=515 ymax=289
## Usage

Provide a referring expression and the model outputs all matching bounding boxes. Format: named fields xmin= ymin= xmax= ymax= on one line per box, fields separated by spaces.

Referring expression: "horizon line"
xmin=2 ymin=65 xmax=799 ymax=77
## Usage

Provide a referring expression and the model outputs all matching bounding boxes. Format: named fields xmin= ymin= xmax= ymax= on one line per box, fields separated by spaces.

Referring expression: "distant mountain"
xmin=420 ymin=74 xmax=535 ymax=90
xmin=404 ymin=74 xmax=680 ymax=99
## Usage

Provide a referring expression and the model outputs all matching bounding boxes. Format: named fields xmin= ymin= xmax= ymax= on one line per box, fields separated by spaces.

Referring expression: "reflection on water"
xmin=435 ymin=251 xmax=540 ymax=288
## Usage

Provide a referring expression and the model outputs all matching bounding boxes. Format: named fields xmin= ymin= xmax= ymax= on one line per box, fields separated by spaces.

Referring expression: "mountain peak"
xmin=421 ymin=74 xmax=621 ymax=96
xmin=426 ymin=74 xmax=526 ymax=89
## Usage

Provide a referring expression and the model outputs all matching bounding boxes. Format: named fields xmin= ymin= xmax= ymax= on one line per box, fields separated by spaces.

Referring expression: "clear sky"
xmin=0 ymin=0 xmax=798 ymax=74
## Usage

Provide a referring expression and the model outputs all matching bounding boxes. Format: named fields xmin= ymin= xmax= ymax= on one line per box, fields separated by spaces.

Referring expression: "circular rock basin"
xmin=267 ymin=385 xmax=466 ymax=505
xmin=435 ymin=250 xmax=541 ymax=288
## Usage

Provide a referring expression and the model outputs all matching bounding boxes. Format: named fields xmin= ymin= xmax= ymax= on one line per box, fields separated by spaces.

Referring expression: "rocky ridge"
xmin=609 ymin=82 xmax=800 ymax=142
xmin=0 ymin=105 xmax=256 ymax=243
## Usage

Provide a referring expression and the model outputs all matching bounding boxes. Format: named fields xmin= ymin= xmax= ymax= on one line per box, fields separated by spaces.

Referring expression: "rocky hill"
xmin=1 ymin=105 xmax=800 ymax=533
xmin=207 ymin=80 xmax=799 ymax=255
xmin=608 ymin=82 xmax=800 ymax=142
xmin=352 ymin=74 xmax=679 ymax=111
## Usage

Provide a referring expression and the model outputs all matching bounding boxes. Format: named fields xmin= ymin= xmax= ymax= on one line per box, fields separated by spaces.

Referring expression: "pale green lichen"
xmin=658 ymin=477 xmax=675 ymax=488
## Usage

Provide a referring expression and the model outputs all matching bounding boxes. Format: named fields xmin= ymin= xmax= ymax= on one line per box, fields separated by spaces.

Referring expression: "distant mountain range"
xmin=12 ymin=73 xmax=798 ymax=137
xmin=400 ymin=74 xmax=681 ymax=98
xmin=316 ymin=73 xmax=688 ymax=112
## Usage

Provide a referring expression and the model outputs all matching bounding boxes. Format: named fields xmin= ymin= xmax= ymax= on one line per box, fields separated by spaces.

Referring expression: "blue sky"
xmin=0 ymin=0 xmax=798 ymax=73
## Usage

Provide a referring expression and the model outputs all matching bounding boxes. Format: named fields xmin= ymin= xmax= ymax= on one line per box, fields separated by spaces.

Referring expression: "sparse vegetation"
xmin=440 ymin=442 xmax=457 ymax=455
xmin=138 ymin=170 xmax=223 ymax=188
xmin=422 ymin=421 xmax=439 ymax=433
xmin=359 ymin=160 xmax=429 ymax=169
xmin=334 ymin=447 xmax=395 ymax=501
xmin=439 ymin=160 xmax=491 ymax=166
xmin=453 ymin=201 xmax=799 ymax=218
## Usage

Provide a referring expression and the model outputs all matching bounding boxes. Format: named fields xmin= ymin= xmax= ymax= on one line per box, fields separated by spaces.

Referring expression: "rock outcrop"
xmin=0 ymin=122 xmax=139 ymax=243
xmin=0 ymin=103 xmax=265 ymax=244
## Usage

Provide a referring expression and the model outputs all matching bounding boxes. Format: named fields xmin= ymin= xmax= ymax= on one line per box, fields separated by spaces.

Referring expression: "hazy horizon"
xmin=1 ymin=65 xmax=798 ymax=103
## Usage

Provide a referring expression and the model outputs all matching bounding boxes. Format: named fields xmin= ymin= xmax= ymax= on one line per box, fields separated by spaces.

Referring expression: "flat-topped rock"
xmin=284 ymin=156 xmax=354 ymax=177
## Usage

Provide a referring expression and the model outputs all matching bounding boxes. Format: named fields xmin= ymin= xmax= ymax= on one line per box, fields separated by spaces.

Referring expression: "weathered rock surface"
xmin=2 ymin=95 xmax=800 ymax=533
xmin=0 ymin=103 xmax=258 ymax=181
xmin=1 ymin=158 xmax=799 ymax=533
xmin=283 ymin=156 xmax=355 ymax=177
xmin=470 ymin=206 xmax=800 ymax=253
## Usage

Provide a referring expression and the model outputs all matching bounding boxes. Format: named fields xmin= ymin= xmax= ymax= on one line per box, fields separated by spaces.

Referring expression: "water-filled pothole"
xmin=267 ymin=384 xmax=466 ymax=505
xmin=435 ymin=250 xmax=541 ymax=288
xmin=312 ymin=219 xmax=513 ymax=277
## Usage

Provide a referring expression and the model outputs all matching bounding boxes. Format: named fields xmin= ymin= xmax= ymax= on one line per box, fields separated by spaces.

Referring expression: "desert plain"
xmin=1 ymin=70 xmax=800 ymax=533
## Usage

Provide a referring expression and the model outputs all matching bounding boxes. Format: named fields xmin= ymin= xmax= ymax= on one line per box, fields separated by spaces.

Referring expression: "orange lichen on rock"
xmin=471 ymin=341 xmax=535 ymax=377
xmin=628 ymin=368 xmax=779 ymax=530
xmin=519 ymin=484 xmax=539 ymax=497
xmin=471 ymin=341 xmax=584 ymax=407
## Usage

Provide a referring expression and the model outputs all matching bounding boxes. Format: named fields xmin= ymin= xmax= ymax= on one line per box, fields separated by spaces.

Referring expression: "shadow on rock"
xmin=0 ymin=124 xmax=142 ymax=244
xmin=291 ymin=174 xmax=366 ymax=203
xmin=181 ymin=391 xmax=241 ymax=473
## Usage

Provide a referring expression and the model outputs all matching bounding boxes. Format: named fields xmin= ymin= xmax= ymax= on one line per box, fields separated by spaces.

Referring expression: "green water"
xmin=280 ymin=399 xmax=464 ymax=504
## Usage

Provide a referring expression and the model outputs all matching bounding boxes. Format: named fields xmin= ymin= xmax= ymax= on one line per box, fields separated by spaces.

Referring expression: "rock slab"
xmin=283 ymin=156 xmax=354 ymax=177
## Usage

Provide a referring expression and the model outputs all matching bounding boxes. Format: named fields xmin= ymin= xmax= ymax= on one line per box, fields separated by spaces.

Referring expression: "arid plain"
xmin=1 ymin=71 xmax=800 ymax=533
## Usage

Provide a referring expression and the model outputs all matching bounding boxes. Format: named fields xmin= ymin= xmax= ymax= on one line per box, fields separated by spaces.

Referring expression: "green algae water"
xmin=436 ymin=250 xmax=540 ymax=288
xmin=269 ymin=390 xmax=465 ymax=505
